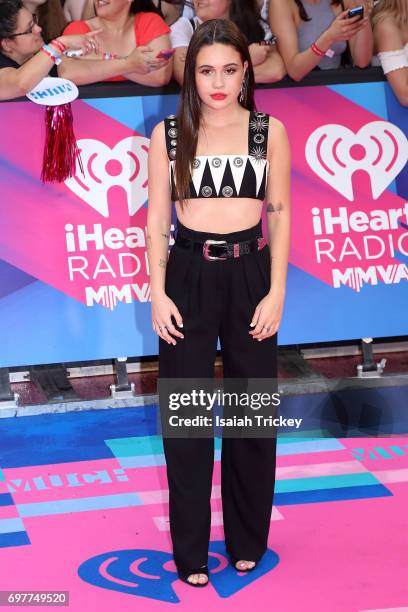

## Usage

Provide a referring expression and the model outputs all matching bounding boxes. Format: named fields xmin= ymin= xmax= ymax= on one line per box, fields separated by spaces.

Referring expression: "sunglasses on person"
xmin=8 ymin=14 xmax=39 ymax=38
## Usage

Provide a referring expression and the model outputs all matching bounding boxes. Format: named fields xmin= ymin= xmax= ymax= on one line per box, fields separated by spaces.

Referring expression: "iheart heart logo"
xmin=65 ymin=136 xmax=149 ymax=217
xmin=305 ymin=121 xmax=408 ymax=201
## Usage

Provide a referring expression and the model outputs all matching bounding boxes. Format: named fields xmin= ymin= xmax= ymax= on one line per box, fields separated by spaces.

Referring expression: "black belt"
xmin=175 ymin=234 xmax=267 ymax=261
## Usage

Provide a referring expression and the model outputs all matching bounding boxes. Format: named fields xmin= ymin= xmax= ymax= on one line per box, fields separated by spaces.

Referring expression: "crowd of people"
xmin=0 ymin=0 xmax=407 ymax=104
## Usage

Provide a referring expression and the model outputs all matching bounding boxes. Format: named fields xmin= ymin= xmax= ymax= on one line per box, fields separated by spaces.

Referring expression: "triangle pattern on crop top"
xmin=164 ymin=111 xmax=270 ymax=201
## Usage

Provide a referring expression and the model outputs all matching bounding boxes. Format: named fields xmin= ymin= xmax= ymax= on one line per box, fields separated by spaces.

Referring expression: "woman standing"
xmin=373 ymin=0 xmax=408 ymax=106
xmin=269 ymin=0 xmax=373 ymax=80
xmin=147 ymin=19 xmax=290 ymax=586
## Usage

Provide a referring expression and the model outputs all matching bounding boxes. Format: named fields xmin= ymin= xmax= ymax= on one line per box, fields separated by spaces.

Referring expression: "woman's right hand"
xmin=125 ymin=46 xmax=169 ymax=75
xmin=152 ymin=292 xmax=184 ymax=345
xmin=324 ymin=9 xmax=369 ymax=44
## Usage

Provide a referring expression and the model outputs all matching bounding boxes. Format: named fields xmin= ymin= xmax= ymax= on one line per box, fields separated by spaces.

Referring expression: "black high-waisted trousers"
xmin=158 ymin=219 xmax=278 ymax=572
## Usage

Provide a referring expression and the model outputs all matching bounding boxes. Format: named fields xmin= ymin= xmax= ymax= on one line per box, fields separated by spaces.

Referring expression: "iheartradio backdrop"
xmin=0 ymin=82 xmax=407 ymax=367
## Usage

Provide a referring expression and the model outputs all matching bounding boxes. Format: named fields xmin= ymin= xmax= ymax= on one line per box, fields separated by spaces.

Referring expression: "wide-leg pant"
xmin=159 ymin=220 xmax=278 ymax=573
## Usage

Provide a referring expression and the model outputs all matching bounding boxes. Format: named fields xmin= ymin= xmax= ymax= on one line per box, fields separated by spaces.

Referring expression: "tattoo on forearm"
xmin=159 ymin=258 xmax=167 ymax=269
xmin=161 ymin=232 xmax=169 ymax=239
xmin=267 ymin=202 xmax=283 ymax=214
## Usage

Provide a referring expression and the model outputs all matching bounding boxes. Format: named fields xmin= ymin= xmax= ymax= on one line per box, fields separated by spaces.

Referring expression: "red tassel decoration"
xmin=41 ymin=102 xmax=83 ymax=183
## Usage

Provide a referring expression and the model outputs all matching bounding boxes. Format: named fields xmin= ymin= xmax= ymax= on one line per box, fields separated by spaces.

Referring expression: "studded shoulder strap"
xmin=164 ymin=115 xmax=178 ymax=161
xmin=248 ymin=111 xmax=269 ymax=160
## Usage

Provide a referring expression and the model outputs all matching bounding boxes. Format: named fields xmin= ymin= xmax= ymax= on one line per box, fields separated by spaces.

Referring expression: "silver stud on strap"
xmin=201 ymin=186 xmax=213 ymax=197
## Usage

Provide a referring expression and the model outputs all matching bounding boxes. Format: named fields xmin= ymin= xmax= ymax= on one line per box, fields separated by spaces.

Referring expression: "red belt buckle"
xmin=203 ymin=239 xmax=228 ymax=261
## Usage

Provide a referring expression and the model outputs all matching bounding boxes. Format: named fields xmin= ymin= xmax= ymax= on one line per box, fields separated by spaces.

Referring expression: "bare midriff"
xmin=175 ymin=198 xmax=264 ymax=233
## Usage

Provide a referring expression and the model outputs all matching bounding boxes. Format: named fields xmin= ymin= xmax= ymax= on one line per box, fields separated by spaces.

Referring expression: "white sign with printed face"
xmin=27 ymin=77 xmax=79 ymax=106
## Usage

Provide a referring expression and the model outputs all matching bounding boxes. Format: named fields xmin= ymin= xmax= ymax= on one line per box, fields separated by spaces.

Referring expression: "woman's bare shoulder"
xmin=265 ymin=115 xmax=289 ymax=157
xmin=149 ymin=120 xmax=169 ymax=157
xmin=374 ymin=14 xmax=401 ymax=36
xmin=267 ymin=115 xmax=288 ymax=138
xmin=150 ymin=120 xmax=166 ymax=139
xmin=374 ymin=15 xmax=404 ymax=50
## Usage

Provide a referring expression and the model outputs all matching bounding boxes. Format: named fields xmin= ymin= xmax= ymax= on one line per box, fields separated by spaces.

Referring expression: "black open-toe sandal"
xmin=177 ymin=564 xmax=209 ymax=587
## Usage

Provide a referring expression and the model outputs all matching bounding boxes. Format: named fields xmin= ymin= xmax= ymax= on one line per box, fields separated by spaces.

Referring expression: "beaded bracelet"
xmin=40 ymin=44 xmax=62 ymax=65
xmin=102 ymin=52 xmax=120 ymax=60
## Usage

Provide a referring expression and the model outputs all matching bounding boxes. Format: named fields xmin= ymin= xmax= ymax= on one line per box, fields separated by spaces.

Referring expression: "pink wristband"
xmin=311 ymin=42 xmax=325 ymax=57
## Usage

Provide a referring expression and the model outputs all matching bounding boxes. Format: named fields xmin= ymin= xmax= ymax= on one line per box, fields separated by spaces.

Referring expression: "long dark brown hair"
xmin=0 ymin=0 xmax=22 ymax=40
xmin=38 ymin=0 xmax=67 ymax=41
xmin=294 ymin=0 xmax=343 ymax=21
xmin=229 ymin=0 xmax=267 ymax=43
xmin=175 ymin=19 xmax=255 ymax=205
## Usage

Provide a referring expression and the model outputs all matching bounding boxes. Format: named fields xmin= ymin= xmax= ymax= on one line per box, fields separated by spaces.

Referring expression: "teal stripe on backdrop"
xmin=275 ymin=471 xmax=380 ymax=494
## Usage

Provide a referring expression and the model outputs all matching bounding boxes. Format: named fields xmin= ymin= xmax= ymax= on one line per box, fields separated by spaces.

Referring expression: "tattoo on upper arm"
xmin=161 ymin=232 xmax=169 ymax=239
xmin=267 ymin=202 xmax=283 ymax=214
xmin=159 ymin=258 xmax=167 ymax=269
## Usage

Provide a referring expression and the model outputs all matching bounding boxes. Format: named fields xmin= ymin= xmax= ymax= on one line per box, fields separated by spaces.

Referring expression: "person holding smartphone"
xmin=269 ymin=0 xmax=374 ymax=80
xmin=59 ymin=0 xmax=173 ymax=86
xmin=147 ymin=18 xmax=290 ymax=587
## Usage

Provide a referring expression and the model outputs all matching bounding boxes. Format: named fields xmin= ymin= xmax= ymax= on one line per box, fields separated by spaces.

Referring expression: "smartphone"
xmin=347 ymin=6 xmax=364 ymax=19
xmin=156 ymin=48 xmax=175 ymax=60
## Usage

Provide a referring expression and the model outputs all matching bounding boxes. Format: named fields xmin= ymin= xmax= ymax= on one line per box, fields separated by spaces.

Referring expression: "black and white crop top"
xmin=164 ymin=111 xmax=270 ymax=201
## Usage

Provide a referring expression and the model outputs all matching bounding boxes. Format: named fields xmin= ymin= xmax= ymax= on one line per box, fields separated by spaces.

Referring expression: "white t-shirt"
xmin=170 ymin=16 xmax=202 ymax=49
xmin=182 ymin=4 xmax=195 ymax=19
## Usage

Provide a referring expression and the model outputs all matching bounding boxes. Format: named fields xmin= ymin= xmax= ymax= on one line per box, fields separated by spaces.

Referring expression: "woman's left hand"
xmin=249 ymin=288 xmax=285 ymax=341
